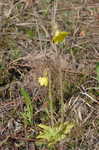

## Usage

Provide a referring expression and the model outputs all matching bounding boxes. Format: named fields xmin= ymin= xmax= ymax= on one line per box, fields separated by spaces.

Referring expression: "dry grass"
xmin=0 ymin=0 xmax=99 ymax=149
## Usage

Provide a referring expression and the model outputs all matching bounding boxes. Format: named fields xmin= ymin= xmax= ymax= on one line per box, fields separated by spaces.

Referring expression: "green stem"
xmin=48 ymin=70 xmax=54 ymax=126
xmin=59 ymin=58 xmax=64 ymax=123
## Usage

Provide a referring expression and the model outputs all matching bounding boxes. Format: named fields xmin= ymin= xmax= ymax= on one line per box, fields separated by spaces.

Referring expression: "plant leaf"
xmin=52 ymin=30 xmax=69 ymax=44
xmin=63 ymin=122 xmax=75 ymax=134
xmin=38 ymin=124 xmax=52 ymax=131
xmin=37 ymin=122 xmax=75 ymax=147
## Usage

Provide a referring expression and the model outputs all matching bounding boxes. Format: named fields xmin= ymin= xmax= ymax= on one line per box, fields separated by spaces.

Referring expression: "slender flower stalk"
xmin=48 ymin=70 xmax=54 ymax=126
xmin=59 ymin=57 xmax=64 ymax=123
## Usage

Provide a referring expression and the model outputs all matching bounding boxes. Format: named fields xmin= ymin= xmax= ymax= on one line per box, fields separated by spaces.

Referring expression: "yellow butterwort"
xmin=38 ymin=77 xmax=48 ymax=87
xmin=52 ymin=30 xmax=69 ymax=44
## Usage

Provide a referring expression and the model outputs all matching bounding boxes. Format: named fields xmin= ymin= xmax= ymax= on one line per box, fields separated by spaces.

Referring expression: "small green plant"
xmin=36 ymin=22 xmax=75 ymax=149
xmin=36 ymin=121 xmax=75 ymax=147
xmin=37 ymin=70 xmax=75 ymax=148
xmin=20 ymin=88 xmax=33 ymax=126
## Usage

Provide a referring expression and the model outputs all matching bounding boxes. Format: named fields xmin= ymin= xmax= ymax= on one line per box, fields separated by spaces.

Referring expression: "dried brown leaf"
xmin=79 ymin=31 xmax=86 ymax=37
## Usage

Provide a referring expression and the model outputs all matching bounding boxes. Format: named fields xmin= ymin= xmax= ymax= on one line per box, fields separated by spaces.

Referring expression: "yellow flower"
xmin=52 ymin=30 xmax=69 ymax=44
xmin=38 ymin=77 xmax=48 ymax=87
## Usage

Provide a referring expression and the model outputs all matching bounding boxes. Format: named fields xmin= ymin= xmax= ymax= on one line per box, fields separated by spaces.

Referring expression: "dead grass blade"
xmin=20 ymin=0 xmax=35 ymax=8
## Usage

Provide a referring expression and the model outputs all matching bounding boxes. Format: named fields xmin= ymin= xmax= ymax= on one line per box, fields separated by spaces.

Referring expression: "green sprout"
xmin=20 ymin=88 xmax=33 ymax=126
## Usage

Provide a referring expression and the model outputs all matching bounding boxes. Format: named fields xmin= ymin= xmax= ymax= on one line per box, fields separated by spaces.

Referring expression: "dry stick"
xmin=35 ymin=20 xmax=43 ymax=52
xmin=10 ymin=134 xmax=35 ymax=142
xmin=0 ymin=2 xmax=4 ymax=36
xmin=81 ymin=92 xmax=99 ymax=104
xmin=52 ymin=4 xmax=99 ymax=12
xmin=51 ymin=0 xmax=58 ymax=55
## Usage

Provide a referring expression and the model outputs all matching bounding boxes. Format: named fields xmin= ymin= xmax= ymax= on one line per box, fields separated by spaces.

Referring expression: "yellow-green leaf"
xmin=63 ymin=122 xmax=75 ymax=134
xmin=38 ymin=124 xmax=51 ymax=131
xmin=52 ymin=30 xmax=69 ymax=44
